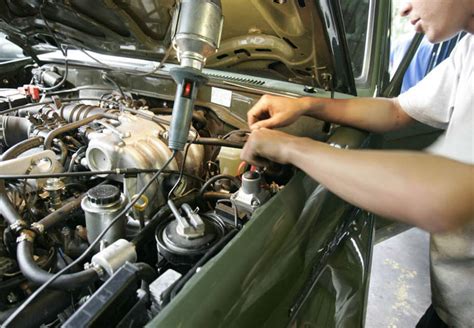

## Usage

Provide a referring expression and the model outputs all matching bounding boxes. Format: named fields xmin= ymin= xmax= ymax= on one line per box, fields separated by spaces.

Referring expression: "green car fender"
xmin=148 ymin=127 xmax=374 ymax=327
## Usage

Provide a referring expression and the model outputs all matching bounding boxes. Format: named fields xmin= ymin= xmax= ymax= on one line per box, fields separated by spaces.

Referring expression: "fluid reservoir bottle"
xmin=217 ymin=146 xmax=242 ymax=175
xmin=81 ymin=184 xmax=127 ymax=247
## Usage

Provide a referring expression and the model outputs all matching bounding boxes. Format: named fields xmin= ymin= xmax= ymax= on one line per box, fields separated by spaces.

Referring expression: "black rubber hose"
xmin=0 ymin=136 xmax=97 ymax=290
xmin=36 ymin=194 xmax=85 ymax=231
xmin=134 ymin=262 xmax=157 ymax=283
xmin=0 ymin=289 xmax=71 ymax=327
xmin=0 ymin=116 xmax=33 ymax=147
xmin=16 ymin=239 xmax=98 ymax=290
xmin=202 ymin=191 xmax=232 ymax=200
xmin=198 ymin=174 xmax=241 ymax=196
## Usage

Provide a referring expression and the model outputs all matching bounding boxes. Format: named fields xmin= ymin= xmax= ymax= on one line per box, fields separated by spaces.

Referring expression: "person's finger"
xmin=248 ymin=156 xmax=271 ymax=168
xmin=247 ymin=96 xmax=271 ymax=126
xmin=240 ymin=146 xmax=270 ymax=168
xmin=247 ymin=108 xmax=267 ymax=126
xmin=250 ymin=116 xmax=280 ymax=130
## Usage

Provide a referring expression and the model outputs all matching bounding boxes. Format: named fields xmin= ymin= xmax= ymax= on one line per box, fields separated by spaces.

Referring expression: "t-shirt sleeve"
xmin=397 ymin=36 xmax=466 ymax=130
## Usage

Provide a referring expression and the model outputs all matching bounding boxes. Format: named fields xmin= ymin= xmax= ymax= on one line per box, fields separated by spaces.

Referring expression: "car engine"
xmin=0 ymin=61 xmax=296 ymax=327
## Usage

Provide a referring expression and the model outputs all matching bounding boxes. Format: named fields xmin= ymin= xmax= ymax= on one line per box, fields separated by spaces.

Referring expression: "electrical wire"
xmin=7 ymin=151 xmax=177 ymax=320
xmin=39 ymin=2 xmax=66 ymax=57
xmin=222 ymin=129 xmax=250 ymax=140
xmin=101 ymin=74 xmax=127 ymax=100
xmin=76 ymin=45 xmax=174 ymax=78
xmin=37 ymin=2 xmax=70 ymax=92
xmin=136 ymin=44 xmax=174 ymax=77
xmin=167 ymin=133 xmax=198 ymax=200
xmin=74 ymin=44 xmax=173 ymax=77
xmin=0 ymin=168 xmax=203 ymax=181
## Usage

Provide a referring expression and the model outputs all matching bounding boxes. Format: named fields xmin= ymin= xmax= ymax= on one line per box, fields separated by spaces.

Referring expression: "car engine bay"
xmin=0 ymin=59 xmax=313 ymax=326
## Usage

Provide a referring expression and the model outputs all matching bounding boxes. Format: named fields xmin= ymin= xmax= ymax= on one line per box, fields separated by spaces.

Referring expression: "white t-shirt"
xmin=398 ymin=34 xmax=473 ymax=327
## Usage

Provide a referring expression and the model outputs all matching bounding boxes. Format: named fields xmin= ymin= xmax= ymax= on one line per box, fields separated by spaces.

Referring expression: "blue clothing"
xmin=390 ymin=36 xmax=433 ymax=92
xmin=390 ymin=34 xmax=465 ymax=92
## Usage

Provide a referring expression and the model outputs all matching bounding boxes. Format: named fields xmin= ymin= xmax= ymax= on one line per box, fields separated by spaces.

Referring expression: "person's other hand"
xmin=240 ymin=128 xmax=298 ymax=167
xmin=247 ymin=95 xmax=307 ymax=130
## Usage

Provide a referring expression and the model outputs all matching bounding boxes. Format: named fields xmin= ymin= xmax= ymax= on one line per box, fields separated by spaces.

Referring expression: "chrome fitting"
xmin=31 ymin=222 xmax=45 ymax=234
xmin=10 ymin=220 xmax=28 ymax=233
xmin=16 ymin=231 xmax=35 ymax=243
xmin=91 ymin=239 xmax=137 ymax=279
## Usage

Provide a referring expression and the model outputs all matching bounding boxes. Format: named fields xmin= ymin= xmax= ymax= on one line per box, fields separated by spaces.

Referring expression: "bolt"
xmin=7 ymin=292 xmax=18 ymax=303
xmin=251 ymin=199 xmax=260 ymax=207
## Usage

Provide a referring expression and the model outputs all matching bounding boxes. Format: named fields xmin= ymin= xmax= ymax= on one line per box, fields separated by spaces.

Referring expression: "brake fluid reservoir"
xmin=217 ymin=146 xmax=242 ymax=175
xmin=81 ymin=184 xmax=128 ymax=247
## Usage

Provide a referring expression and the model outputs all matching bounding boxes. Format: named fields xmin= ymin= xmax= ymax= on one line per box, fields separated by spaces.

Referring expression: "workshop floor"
xmin=365 ymin=228 xmax=431 ymax=328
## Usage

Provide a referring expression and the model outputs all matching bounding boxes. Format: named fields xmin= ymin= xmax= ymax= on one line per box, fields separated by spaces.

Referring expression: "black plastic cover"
xmin=87 ymin=184 xmax=120 ymax=206
xmin=62 ymin=262 xmax=142 ymax=328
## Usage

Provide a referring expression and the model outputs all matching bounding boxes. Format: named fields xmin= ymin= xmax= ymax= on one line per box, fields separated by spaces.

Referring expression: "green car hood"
xmin=0 ymin=0 xmax=355 ymax=93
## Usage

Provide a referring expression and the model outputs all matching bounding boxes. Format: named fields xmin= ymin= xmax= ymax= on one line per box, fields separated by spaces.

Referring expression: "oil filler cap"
xmin=87 ymin=184 xmax=121 ymax=206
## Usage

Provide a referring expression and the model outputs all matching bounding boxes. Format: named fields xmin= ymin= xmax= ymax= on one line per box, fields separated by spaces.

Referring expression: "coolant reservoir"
xmin=217 ymin=146 xmax=242 ymax=175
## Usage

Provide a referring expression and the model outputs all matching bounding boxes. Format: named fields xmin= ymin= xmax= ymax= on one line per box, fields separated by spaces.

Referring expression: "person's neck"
xmin=467 ymin=15 xmax=474 ymax=34
xmin=465 ymin=5 xmax=474 ymax=34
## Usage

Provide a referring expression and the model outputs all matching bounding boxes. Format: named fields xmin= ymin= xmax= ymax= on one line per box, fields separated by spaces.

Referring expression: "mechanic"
xmin=240 ymin=0 xmax=473 ymax=327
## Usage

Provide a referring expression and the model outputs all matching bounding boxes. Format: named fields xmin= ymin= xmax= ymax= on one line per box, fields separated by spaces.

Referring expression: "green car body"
xmin=0 ymin=0 xmax=438 ymax=326
xmin=149 ymin=127 xmax=374 ymax=327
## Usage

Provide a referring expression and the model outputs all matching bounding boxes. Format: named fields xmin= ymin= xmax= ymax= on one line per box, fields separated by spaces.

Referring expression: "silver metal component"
xmin=43 ymin=178 xmax=65 ymax=209
xmin=81 ymin=185 xmax=128 ymax=247
xmin=168 ymin=0 xmax=223 ymax=151
xmin=91 ymin=239 xmax=137 ymax=279
xmin=172 ymin=0 xmax=223 ymax=70
xmin=84 ymin=262 xmax=105 ymax=278
xmin=168 ymin=200 xmax=205 ymax=239
xmin=156 ymin=211 xmax=225 ymax=265
xmin=10 ymin=220 xmax=27 ymax=233
xmin=231 ymin=171 xmax=270 ymax=213
xmin=7 ymin=292 xmax=18 ymax=304
xmin=149 ymin=269 xmax=182 ymax=307
xmin=0 ymin=150 xmax=61 ymax=180
xmin=31 ymin=222 xmax=45 ymax=234
xmin=16 ymin=232 xmax=35 ymax=243
xmin=329 ymin=142 xmax=350 ymax=149
xmin=85 ymin=113 xmax=204 ymax=215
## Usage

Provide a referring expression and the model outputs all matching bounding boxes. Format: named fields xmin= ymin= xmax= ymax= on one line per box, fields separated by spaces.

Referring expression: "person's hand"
xmin=240 ymin=128 xmax=298 ymax=167
xmin=247 ymin=95 xmax=307 ymax=130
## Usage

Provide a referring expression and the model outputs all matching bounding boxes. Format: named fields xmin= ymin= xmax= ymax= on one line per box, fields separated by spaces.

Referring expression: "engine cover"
xmin=86 ymin=113 xmax=204 ymax=217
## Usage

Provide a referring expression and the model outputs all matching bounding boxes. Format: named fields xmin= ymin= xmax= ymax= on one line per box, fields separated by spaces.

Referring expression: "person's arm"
xmin=241 ymin=129 xmax=474 ymax=233
xmin=248 ymin=95 xmax=416 ymax=133
xmin=300 ymin=96 xmax=416 ymax=133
